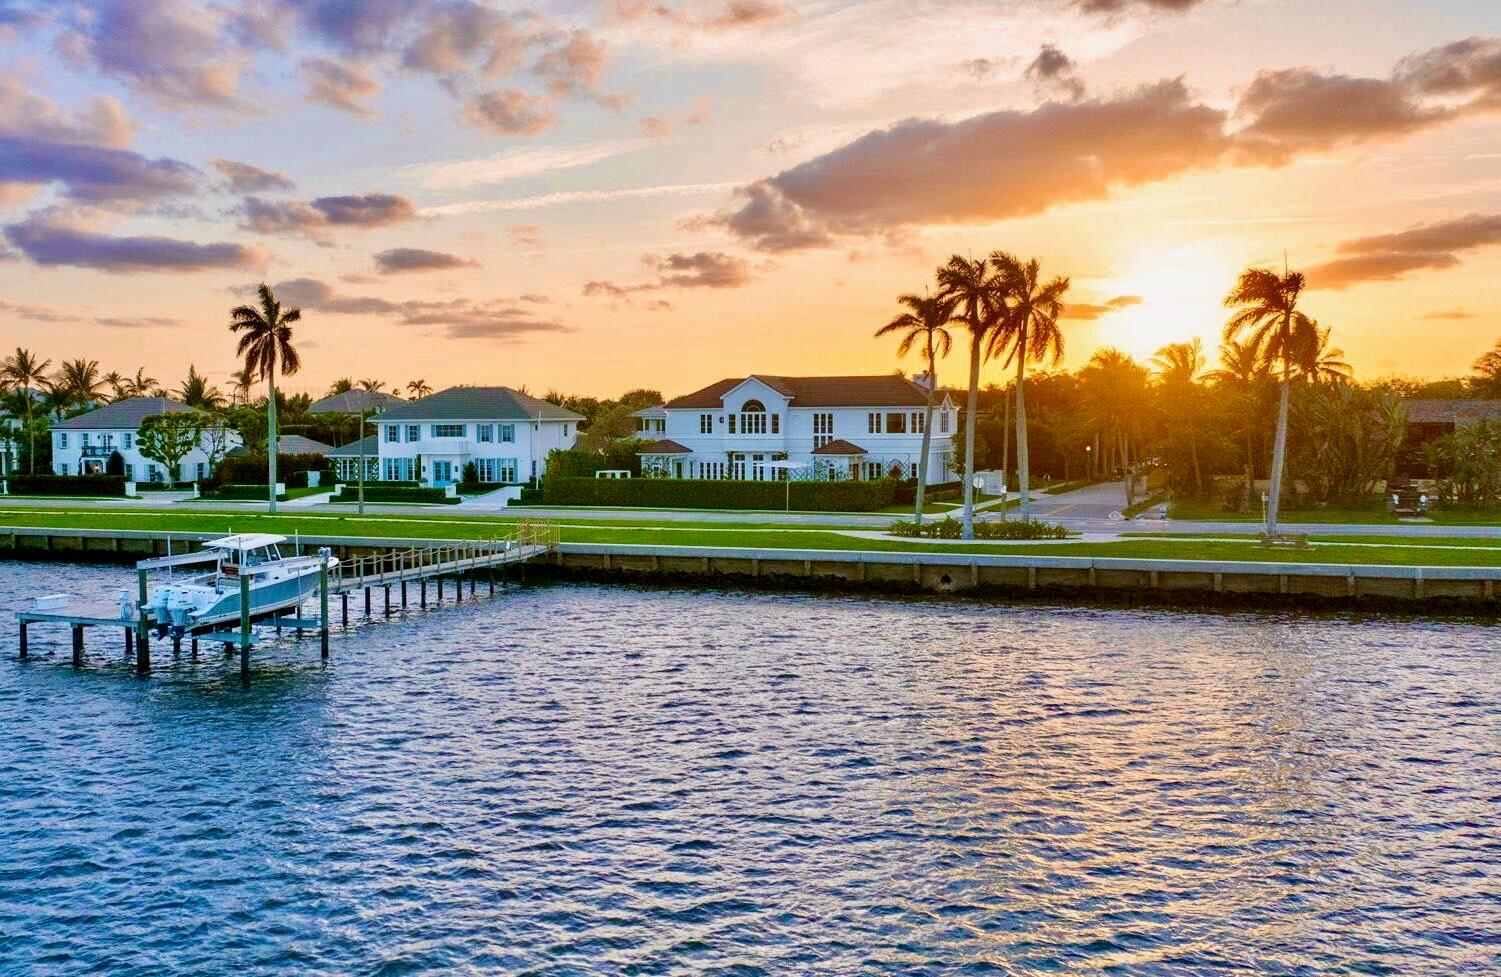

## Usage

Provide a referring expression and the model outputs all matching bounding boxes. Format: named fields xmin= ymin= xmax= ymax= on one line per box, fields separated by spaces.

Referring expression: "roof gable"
xmin=377 ymin=386 xmax=584 ymax=422
xmin=664 ymin=374 xmax=933 ymax=410
xmin=53 ymin=397 xmax=194 ymax=430
xmin=309 ymin=390 xmax=403 ymax=415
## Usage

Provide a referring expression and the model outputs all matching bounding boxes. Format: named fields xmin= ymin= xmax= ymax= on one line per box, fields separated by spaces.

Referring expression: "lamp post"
xmin=357 ymin=408 xmax=371 ymax=515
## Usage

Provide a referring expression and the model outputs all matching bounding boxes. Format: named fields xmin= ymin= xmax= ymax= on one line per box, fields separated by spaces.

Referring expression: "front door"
xmin=432 ymin=460 xmax=453 ymax=485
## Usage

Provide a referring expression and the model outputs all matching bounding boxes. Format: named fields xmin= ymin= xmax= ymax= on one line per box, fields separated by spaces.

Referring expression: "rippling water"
xmin=1 ymin=561 xmax=1497 ymax=975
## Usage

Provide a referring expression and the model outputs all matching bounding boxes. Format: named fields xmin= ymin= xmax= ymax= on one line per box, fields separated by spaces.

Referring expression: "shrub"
xmin=8 ymin=474 xmax=126 ymax=497
xmin=893 ymin=479 xmax=961 ymax=505
xmin=133 ymin=481 xmax=195 ymax=492
xmin=888 ymin=517 xmax=1070 ymax=540
xmin=203 ymin=483 xmax=288 ymax=501
xmin=211 ymin=452 xmax=330 ymax=488
xmin=537 ymin=477 xmax=897 ymax=511
xmin=339 ymin=484 xmax=457 ymax=505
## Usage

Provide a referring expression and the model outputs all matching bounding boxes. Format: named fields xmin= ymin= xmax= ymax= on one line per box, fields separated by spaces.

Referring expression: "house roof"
xmin=631 ymin=404 xmax=668 ymax=418
xmin=637 ymin=438 xmax=691 ymax=454
xmin=1403 ymin=399 xmax=1501 ymax=424
xmin=229 ymin=435 xmax=333 ymax=458
xmin=377 ymin=386 xmax=584 ymax=422
xmin=52 ymin=396 xmax=194 ymax=430
xmin=665 ymin=374 xmax=934 ymax=410
xmin=327 ymin=434 xmax=378 ymax=458
xmin=811 ymin=438 xmax=868 ymax=456
xmin=309 ymin=390 xmax=403 ymax=415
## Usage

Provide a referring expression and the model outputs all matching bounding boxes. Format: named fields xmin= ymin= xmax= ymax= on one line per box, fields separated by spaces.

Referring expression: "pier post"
xmin=319 ymin=561 xmax=329 ymax=661
xmin=456 ymin=576 xmax=462 ymax=603
xmin=239 ymin=573 xmax=251 ymax=682
xmin=172 ymin=634 xmax=182 ymax=657
xmin=124 ymin=627 xmax=133 ymax=658
xmin=421 ymin=579 xmax=427 ymax=608
xmin=401 ymin=580 xmax=408 ymax=609
xmin=135 ymin=566 xmax=150 ymax=664
xmin=437 ymin=577 xmax=443 ymax=602
xmin=469 ymin=572 xmax=475 ymax=597
xmin=71 ymin=625 xmax=83 ymax=667
xmin=383 ymin=585 xmax=391 ymax=617
xmin=191 ymin=638 xmax=198 ymax=660
xmin=341 ymin=592 xmax=348 ymax=627
xmin=18 ymin=620 xmax=27 ymax=660
xmin=364 ymin=587 xmax=371 ymax=617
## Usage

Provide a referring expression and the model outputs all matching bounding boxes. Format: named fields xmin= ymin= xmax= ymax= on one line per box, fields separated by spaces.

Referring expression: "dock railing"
xmin=330 ymin=520 xmax=559 ymax=592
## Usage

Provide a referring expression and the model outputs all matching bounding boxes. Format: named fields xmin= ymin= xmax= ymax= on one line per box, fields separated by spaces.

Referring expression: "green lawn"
xmin=1126 ymin=531 xmax=1501 ymax=548
xmin=1168 ymin=499 xmax=1501 ymax=526
xmin=3 ymin=506 xmax=1499 ymax=566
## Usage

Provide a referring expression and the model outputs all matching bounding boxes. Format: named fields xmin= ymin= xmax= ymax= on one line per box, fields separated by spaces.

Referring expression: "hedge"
xmin=889 ymin=517 xmax=1070 ymax=540
xmin=203 ymin=483 xmax=288 ymax=501
xmin=8 ymin=474 xmax=126 ymax=497
xmin=894 ymin=479 xmax=961 ymax=504
xmin=536 ymin=477 xmax=897 ymax=511
xmin=340 ymin=485 xmax=458 ymax=505
xmin=133 ymin=481 xmax=195 ymax=492
xmin=211 ymin=452 xmax=330 ymax=488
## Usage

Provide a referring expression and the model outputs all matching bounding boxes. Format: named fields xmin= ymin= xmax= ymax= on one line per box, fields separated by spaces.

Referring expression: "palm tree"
xmin=177 ymin=364 xmax=225 ymax=410
xmin=1206 ymin=338 xmax=1271 ymax=502
xmin=124 ymin=367 xmax=158 ymax=398
xmin=102 ymin=370 xmax=127 ymax=402
xmin=1300 ymin=324 xmax=1352 ymax=385
xmin=0 ymin=347 xmax=51 ymax=472
xmin=1223 ymin=267 xmax=1318 ymax=538
xmin=229 ymin=367 xmax=256 ymax=406
xmin=936 ymin=255 xmax=1005 ymax=539
xmin=1152 ymin=339 xmax=1207 ymax=495
xmin=1475 ymin=339 xmax=1501 ymax=397
xmin=54 ymin=358 xmax=108 ymax=407
xmin=230 ymin=283 xmax=304 ymax=513
xmin=875 ymin=293 xmax=955 ymax=522
xmin=326 ymin=377 xmax=355 ymax=397
xmin=357 ymin=378 xmax=386 ymax=392
xmin=406 ymin=378 xmax=433 ymax=399
xmin=988 ymin=252 xmax=1070 ymax=522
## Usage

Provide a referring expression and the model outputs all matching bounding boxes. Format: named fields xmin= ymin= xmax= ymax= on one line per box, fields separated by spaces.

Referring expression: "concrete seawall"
xmin=4 ymin=526 xmax=1499 ymax=611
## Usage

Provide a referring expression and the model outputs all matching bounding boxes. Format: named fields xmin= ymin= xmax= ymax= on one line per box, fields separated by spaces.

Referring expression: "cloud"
xmin=712 ymin=80 xmax=1228 ymax=251
xmin=1232 ymin=69 xmax=1444 ymax=160
xmin=401 ymin=1 xmax=527 ymax=79
xmin=508 ymin=224 xmax=544 ymax=247
xmin=262 ymin=275 xmax=571 ymax=340
xmin=611 ymin=0 xmax=789 ymax=31
xmin=5 ymin=212 xmax=267 ymax=272
xmin=94 ymin=315 xmax=184 ymax=328
xmin=210 ymin=158 xmax=295 ymax=193
xmin=1421 ymin=309 xmax=1477 ymax=320
xmin=0 ymin=135 xmax=199 ymax=203
xmin=640 ymin=115 xmax=671 ymax=139
xmin=463 ymin=88 xmax=557 ymax=135
xmin=1308 ymin=213 xmax=1501 ymax=289
xmin=422 ymin=181 xmax=736 ymax=216
xmin=373 ymin=247 xmax=478 ymax=273
xmin=0 ymin=75 xmax=135 ymax=148
xmin=53 ymin=0 xmax=245 ymax=109
xmin=241 ymin=192 xmax=416 ymax=235
xmin=584 ymin=250 xmax=752 ymax=296
xmin=1061 ymin=294 xmax=1142 ymax=320
xmin=1076 ymin=0 xmax=1205 ymax=12
xmin=533 ymin=29 xmax=610 ymax=99
xmin=1024 ymin=44 xmax=1084 ymax=101
xmin=1395 ymin=36 xmax=1501 ymax=103
xmin=405 ymin=139 xmax=645 ymax=190
xmin=302 ymin=57 xmax=380 ymax=116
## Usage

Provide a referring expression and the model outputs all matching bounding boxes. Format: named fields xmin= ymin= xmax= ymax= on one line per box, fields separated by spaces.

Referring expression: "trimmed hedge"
xmin=8 ymin=474 xmax=126 ymax=497
xmin=204 ymin=483 xmax=288 ymax=501
xmin=889 ymin=517 xmax=1070 ymax=540
xmin=341 ymin=485 xmax=458 ymax=505
xmin=537 ymin=477 xmax=897 ymax=511
xmin=211 ymin=452 xmax=330 ymax=488
xmin=133 ymin=481 xmax=195 ymax=492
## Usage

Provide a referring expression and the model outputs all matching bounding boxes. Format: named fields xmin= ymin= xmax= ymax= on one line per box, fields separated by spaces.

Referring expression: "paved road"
xmin=1019 ymin=480 xmax=1132 ymax=520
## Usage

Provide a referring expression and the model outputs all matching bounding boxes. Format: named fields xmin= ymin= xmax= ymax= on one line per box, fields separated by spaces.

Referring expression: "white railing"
xmin=331 ymin=521 xmax=559 ymax=590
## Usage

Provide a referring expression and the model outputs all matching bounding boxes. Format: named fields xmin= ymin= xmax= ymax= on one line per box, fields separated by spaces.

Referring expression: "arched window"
xmin=739 ymin=399 xmax=768 ymax=434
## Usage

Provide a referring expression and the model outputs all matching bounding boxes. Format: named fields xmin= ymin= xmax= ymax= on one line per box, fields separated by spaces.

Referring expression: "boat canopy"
xmin=204 ymin=533 xmax=288 ymax=553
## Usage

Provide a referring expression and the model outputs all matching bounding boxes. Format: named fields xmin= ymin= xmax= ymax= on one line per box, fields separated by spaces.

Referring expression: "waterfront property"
xmin=309 ymin=389 xmax=404 ymax=416
xmin=50 ymin=397 xmax=240 ymax=483
xmin=328 ymin=434 xmax=379 ymax=483
xmin=373 ymin=386 xmax=583 ymax=488
xmin=635 ymin=374 xmax=958 ymax=482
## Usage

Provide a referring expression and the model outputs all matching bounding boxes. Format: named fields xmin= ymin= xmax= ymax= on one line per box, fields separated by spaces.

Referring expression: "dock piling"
xmin=71 ymin=625 xmax=83 ymax=667
xmin=18 ymin=621 xmax=27 ymax=660
xmin=238 ymin=573 xmax=251 ymax=681
xmin=319 ymin=560 xmax=329 ymax=661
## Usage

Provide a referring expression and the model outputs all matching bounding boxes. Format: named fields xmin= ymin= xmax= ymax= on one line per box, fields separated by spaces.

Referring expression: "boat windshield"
xmin=241 ymin=545 xmax=282 ymax=566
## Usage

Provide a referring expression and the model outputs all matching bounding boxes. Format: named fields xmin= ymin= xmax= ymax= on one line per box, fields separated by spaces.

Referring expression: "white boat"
xmin=143 ymin=533 xmax=338 ymax=637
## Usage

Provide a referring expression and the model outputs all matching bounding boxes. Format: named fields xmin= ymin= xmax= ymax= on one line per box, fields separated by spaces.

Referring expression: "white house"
xmin=635 ymin=374 xmax=957 ymax=483
xmin=373 ymin=386 xmax=583 ymax=487
xmin=50 ymin=397 xmax=240 ymax=483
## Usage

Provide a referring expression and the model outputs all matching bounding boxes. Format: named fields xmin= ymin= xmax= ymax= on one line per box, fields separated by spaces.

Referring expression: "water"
xmin=0 ymin=562 xmax=1497 ymax=976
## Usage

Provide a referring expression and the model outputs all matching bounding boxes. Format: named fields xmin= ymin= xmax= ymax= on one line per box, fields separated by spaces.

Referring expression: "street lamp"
xmin=357 ymin=407 xmax=372 ymax=515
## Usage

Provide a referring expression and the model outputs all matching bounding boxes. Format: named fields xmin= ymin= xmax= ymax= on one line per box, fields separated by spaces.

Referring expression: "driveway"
xmin=1020 ymin=480 xmax=1132 ymax=520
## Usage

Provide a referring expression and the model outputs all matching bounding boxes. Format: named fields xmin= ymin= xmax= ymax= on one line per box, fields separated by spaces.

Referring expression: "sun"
xmin=1088 ymin=244 xmax=1237 ymax=363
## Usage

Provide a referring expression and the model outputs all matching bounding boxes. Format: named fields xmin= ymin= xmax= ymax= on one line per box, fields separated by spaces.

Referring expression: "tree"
xmin=177 ymin=364 xmax=225 ymax=409
xmin=1206 ymin=337 xmax=1272 ymax=502
xmin=229 ymin=368 xmax=256 ymax=405
xmin=1152 ymin=339 xmax=1207 ymax=495
xmin=989 ymin=252 xmax=1070 ymax=521
xmin=357 ymin=378 xmax=385 ymax=392
xmin=102 ymin=370 xmax=127 ymax=402
xmin=936 ymin=255 xmax=1005 ymax=539
xmin=326 ymin=377 xmax=355 ymax=397
xmin=1474 ymin=339 xmax=1501 ymax=397
xmin=1224 ymin=267 xmax=1318 ymax=537
xmin=0 ymin=347 xmax=51 ymax=472
xmin=200 ymin=415 xmax=236 ymax=473
xmin=406 ymin=379 xmax=433 ymax=399
xmin=123 ymin=367 xmax=158 ymax=398
xmin=137 ymin=412 xmax=205 ymax=484
xmin=53 ymin=358 xmax=107 ymax=407
xmin=1300 ymin=325 xmax=1352 ymax=385
xmin=229 ymin=283 xmax=304 ymax=513
xmin=1288 ymin=384 xmax=1405 ymax=506
xmin=1079 ymin=348 xmax=1149 ymax=502
xmin=875 ymin=292 xmax=955 ymax=522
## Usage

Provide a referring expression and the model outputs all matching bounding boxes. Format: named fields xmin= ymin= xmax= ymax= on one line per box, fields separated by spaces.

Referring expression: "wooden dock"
xmin=14 ymin=523 xmax=559 ymax=679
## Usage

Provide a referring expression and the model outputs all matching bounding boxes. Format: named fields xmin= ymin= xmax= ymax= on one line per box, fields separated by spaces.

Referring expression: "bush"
xmin=203 ymin=483 xmax=288 ymax=501
xmin=536 ymin=477 xmax=897 ymax=511
xmin=339 ymin=484 xmax=458 ymax=505
xmin=211 ymin=452 xmax=330 ymax=488
xmin=8 ymin=474 xmax=126 ymax=497
xmin=132 ymin=481 xmax=195 ymax=492
xmin=888 ymin=517 xmax=1070 ymax=540
xmin=544 ymin=444 xmax=643 ymax=480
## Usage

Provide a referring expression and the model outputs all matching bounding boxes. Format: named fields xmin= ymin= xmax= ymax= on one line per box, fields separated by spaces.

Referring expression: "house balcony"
xmin=79 ymin=445 xmax=120 ymax=458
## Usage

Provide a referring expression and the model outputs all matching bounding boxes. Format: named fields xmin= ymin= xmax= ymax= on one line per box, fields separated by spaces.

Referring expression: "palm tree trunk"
xmin=1013 ymin=329 xmax=1031 ymax=522
xmin=267 ymin=371 xmax=279 ymax=514
xmin=1000 ymin=388 xmax=1010 ymax=520
xmin=25 ymin=404 xmax=35 ymax=474
xmin=961 ymin=331 xmax=982 ymax=539
xmin=1266 ymin=368 xmax=1290 ymax=538
xmin=914 ymin=342 xmax=936 ymax=523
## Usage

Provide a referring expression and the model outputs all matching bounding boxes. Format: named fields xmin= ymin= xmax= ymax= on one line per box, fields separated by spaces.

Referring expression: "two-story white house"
xmin=373 ymin=386 xmax=583 ymax=487
xmin=635 ymin=374 xmax=957 ymax=482
xmin=51 ymin=397 xmax=240 ymax=483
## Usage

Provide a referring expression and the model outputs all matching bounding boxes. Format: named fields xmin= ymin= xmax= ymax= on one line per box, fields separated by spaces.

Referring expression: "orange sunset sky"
xmin=2 ymin=0 xmax=1501 ymax=397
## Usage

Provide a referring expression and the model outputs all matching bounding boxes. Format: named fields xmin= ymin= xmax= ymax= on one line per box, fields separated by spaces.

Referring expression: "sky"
xmin=2 ymin=0 xmax=1501 ymax=399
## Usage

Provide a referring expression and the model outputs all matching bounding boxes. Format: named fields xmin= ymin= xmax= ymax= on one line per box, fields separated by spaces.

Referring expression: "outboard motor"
xmin=149 ymin=586 xmax=172 ymax=638
xmin=167 ymin=587 xmax=194 ymax=638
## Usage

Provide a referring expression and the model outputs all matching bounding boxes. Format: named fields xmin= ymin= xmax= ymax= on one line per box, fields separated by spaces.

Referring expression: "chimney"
xmin=912 ymin=371 xmax=934 ymax=392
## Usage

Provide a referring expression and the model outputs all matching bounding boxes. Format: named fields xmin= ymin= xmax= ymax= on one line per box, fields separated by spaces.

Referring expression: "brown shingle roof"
xmin=1402 ymin=399 xmax=1501 ymax=425
xmin=637 ymin=438 xmax=691 ymax=454
xmin=811 ymin=438 xmax=868 ymax=456
xmin=664 ymin=375 xmax=931 ymax=409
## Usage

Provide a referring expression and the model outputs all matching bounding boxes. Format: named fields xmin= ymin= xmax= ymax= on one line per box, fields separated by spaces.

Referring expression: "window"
xmin=739 ymin=399 xmax=767 ymax=435
xmin=865 ymin=461 xmax=883 ymax=480
xmin=404 ymin=424 xmax=419 ymax=442
xmin=59 ymin=463 xmax=69 ymax=475
xmin=940 ymin=410 xmax=951 ymax=434
xmin=500 ymin=424 xmax=515 ymax=443
xmin=867 ymin=412 xmax=882 ymax=434
xmin=80 ymin=433 xmax=90 ymax=446
xmin=911 ymin=412 xmax=924 ymax=434
xmin=123 ymin=433 xmax=133 ymax=449
xmin=771 ymin=414 xmax=780 ymax=434
xmin=499 ymin=458 xmax=518 ymax=482
xmin=124 ymin=464 xmax=134 ymax=480
xmin=477 ymin=424 xmax=494 ymax=443
xmin=58 ymin=433 xmax=69 ymax=448
xmin=886 ymin=412 xmax=907 ymax=434
xmin=432 ymin=424 xmax=465 ymax=438
xmin=384 ymin=425 xmax=399 ymax=443
xmin=383 ymin=457 xmax=414 ymax=481
xmin=196 ymin=463 xmax=206 ymax=480
xmin=813 ymin=412 xmax=834 ymax=449
xmin=700 ymin=414 xmax=713 ymax=434
xmin=727 ymin=415 xmax=736 ymax=434
xmin=563 ymin=424 xmax=570 ymax=437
